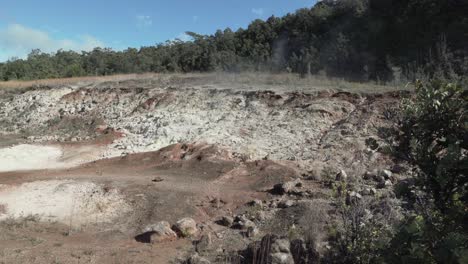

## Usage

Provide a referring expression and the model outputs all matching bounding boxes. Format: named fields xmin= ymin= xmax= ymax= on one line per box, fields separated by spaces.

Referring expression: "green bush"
xmin=327 ymin=182 xmax=400 ymax=264
xmin=399 ymin=80 xmax=466 ymax=215
xmin=387 ymin=80 xmax=468 ymax=263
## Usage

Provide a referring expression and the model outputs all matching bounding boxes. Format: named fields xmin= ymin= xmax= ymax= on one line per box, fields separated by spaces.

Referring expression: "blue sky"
xmin=0 ymin=0 xmax=317 ymax=62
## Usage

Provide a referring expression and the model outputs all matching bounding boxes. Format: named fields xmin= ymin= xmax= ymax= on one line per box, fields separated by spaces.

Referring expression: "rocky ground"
xmin=0 ymin=74 xmax=410 ymax=263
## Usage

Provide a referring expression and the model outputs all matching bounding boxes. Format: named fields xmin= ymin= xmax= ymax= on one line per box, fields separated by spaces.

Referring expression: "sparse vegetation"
xmin=321 ymin=79 xmax=467 ymax=263
xmin=326 ymin=182 xmax=401 ymax=264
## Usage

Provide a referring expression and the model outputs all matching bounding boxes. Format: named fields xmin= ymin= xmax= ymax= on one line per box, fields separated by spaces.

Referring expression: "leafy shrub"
xmin=399 ymin=80 xmax=467 ymax=215
xmin=388 ymin=80 xmax=468 ymax=263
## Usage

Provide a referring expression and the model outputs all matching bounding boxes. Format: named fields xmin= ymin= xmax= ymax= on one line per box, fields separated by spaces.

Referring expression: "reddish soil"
xmin=0 ymin=142 xmax=300 ymax=263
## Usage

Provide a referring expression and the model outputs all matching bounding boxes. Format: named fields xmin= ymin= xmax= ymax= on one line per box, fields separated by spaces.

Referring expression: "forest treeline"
xmin=1 ymin=0 xmax=467 ymax=83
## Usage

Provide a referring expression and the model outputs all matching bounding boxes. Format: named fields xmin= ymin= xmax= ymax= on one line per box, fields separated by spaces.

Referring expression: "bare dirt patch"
xmin=0 ymin=144 xmax=63 ymax=172
xmin=0 ymin=75 xmax=407 ymax=263
xmin=0 ymin=144 xmax=106 ymax=172
xmin=0 ymin=180 xmax=130 ymax=227
xmin=0 ymin=142 xmax=298 ymax=263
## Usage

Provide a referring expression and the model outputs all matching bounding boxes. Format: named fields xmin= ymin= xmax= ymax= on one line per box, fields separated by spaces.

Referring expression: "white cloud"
xmin=0 ymin=24 xmax=104 ymax=62
xmin=136 ymin=15 xmax=152 ymax=29
xmin=251 ymin=8 xmax=264 ymax=16
xmin=175 ymin=32 xmax=192 ymax=42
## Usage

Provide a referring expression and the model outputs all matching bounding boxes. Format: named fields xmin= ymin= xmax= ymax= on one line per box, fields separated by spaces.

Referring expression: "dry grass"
xmin=0 ymin=72 xmax=408 ymax=93
xmin=299 ymin=199 xmax=330 ymax=244
xmin=206 ymin=72 xmax=403 ymax=93
xmin=0 ymin=73 xmax=160 ymax=90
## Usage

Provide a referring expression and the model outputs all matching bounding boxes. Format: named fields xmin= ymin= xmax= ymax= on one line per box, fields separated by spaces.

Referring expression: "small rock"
xmin=374 ymin=174 xmax=386 ymax=184
xmin=270 ymin=239 xmax=294 ymax=264
xmin=269 ymin=200 xmax=279 ymax=208
xmin=385 ymin=179 xmax=393 ymax=187
xmin=271 ymin=239 xmax=291 ymax=253
xmin=172 ymin=218 xmax=198 ymax=237
xmin=218 ymin=216 xmax=234 ymax=227
xmin=271 ymin=253 xmax=294 ymax=264
xmin=152 ymin=176 xmax=164 ymax=182
xmin=272 ymin=179 xmax=303 ymax=195
xmin=378 ymin=180 xmax=393 ymax=189
xmin=248 ymin=199 xmax=263 ymax=207
xmin=233 ymin=215 xmax=256 ymax=230
xmin=210 ymin=198 xmax=226 ymax=208
xmin=390 ymin=164 xmax=405 ymax=173
xmin=361 ymin=187 xmax=377 ymax=196
xmin=365 ymin=137 xmax=379 ymax=150
xmin=278 ymin=200 xmax=295 ymax=208
xmin=335 ymin=170 xmax=348 ymax=181
xmin=241 ymin=219 xmax=256 ymax=230
xmin=141 ymin=221 xmax=177 ymax=243
xmin=294 ymin=180 xmax=303 ymax=188
xmin=379 ymin=169 xmax=393 ymax=179
xmin=346 ymin=191 xmax=362 ymax=205
xmin=361 ymin=188 xmax=371 ymax=196
xmin=246 ymin=226 xmax=259 ymax=238
xmin=363 ymin=171 xmax=375 ymax=180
